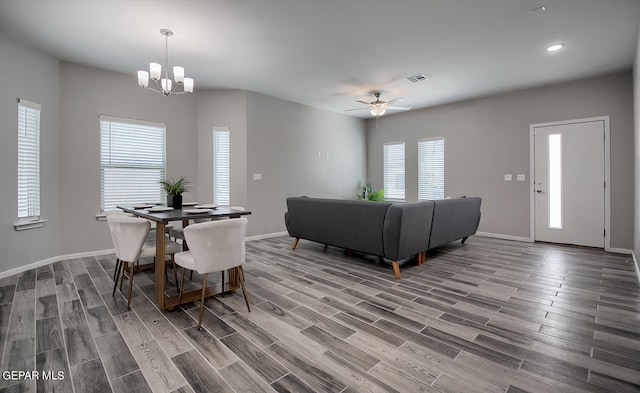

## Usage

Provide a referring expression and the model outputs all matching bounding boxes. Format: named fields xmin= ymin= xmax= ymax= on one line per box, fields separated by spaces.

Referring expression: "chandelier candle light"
xmin=137 ymin=29 xmax=194 ymax=96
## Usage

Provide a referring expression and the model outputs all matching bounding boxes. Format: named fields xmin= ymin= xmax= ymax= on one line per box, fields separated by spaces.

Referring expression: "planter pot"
xmin=167 ymin=194 xmax=183 ymax=209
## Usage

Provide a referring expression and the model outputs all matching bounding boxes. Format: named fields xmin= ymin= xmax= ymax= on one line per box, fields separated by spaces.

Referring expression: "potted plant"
xmin=367 ymin=189 xmax=385 ymax=201
xmin=160 ymin=176 xmax=192 ymax=209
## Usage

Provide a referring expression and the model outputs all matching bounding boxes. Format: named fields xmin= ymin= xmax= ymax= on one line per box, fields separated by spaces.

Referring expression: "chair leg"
xmin=221 ymin=271 xmax=225 ymax=295
xmin=170 ymin=255 xmax=180 ymax=289
xmin=197 ymin=273 xmax=208 ymax=330
xmin=113 ymin=258 xmax=120 ymax=280
xmin=127 ymin=262 xmax=135 ymax=310
xmin=237 ymin=266 xmax=251 ymax=312
xmin=112 ymin=259 xmax=123 ymax=297
xmin=178 ymin=267 xmax=186 ymax=308
xmin=120 ymin=262 xmax=128 ymax=290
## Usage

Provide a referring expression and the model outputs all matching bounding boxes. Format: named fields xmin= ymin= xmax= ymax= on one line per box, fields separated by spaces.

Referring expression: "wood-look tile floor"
xmin=1 ymin=235 xmax=639 ymax=393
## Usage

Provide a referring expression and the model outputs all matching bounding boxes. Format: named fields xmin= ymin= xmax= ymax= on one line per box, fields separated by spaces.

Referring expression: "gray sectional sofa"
xmin=284 ymin=196 xmax=482 ymax=279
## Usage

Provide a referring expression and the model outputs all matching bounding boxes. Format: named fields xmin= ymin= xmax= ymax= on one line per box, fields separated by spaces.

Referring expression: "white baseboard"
xmin=2 ymin=233 xmax=635 ymax=282
xmin=606 ymin=247 xmax=632 ymax=255
xmin=0 ymin=233 xmax=292 ymax=280
xmin=633 ymin=251 xmax=640 ymax=285
xmin=0 ymin=249 xmax=114 ymax=280
xmin=476 ymin=232 xmax=633 ymax=256
xmin=476 ymin=232 xmax=533 ymax=243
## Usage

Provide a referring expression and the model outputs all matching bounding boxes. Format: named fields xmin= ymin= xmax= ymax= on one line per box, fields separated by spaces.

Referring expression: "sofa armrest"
xmin=383 ymin=201 xmax=434 ymax=260
xmin=428 ymin=197 xmax=482 ymax=249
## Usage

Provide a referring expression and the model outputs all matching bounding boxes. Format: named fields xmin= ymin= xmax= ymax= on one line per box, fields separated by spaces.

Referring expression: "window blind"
xmin=17 ymin=99 xmax=41 ymax=221
xmin=100 ymin=115 xmax=166 ymax=212
xmin=383 ymin=141 xmax=405 ymax=201
xmin=418 ymin=137 xmax=445 ymax=200
xmin=213 ymin=127 xmax=230 ymax=205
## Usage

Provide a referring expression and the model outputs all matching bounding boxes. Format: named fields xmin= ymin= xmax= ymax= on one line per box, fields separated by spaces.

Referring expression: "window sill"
xmin=14 ymin=219 xmax=48 ymax=231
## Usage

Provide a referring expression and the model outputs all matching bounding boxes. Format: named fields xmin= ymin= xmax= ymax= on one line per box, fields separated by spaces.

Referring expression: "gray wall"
xmin=2 ymin=32 xmax=635 ymax=276
xmin=57 ymin=62 xmax=198 ymax=255
xmin=246 ymin=92 xmax=367 ymax=236
xmin=196 ymin=90 xmax=248 ymax=208
xmin=0 ymin=35 xmax=61 ymax=273
xmin=367 ymin=72 xmax=634 ymax=249
xmin=0 ymin=34 xmax=366 ymax=275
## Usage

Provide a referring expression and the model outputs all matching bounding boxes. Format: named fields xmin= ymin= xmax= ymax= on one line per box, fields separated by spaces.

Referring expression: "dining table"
xmin=117 ymin=204 xmax=251 ymax=310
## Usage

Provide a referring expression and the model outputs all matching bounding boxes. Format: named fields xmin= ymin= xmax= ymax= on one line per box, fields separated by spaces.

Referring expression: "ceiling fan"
xmin=345 ymin=92 xmax=412 ymax=117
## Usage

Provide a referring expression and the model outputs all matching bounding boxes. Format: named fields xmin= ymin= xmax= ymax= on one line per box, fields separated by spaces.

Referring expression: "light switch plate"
xmin=504 ymin=174 xmax=513 ymax=181
xmin=517 ymin=174 xmax=526 ymax=182
xmin=253 ymin=173 xmax=262 ymax=181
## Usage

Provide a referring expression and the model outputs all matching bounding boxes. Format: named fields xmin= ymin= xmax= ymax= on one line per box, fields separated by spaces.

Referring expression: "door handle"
xmin=536 ymin=190 xmax=543 ymax=193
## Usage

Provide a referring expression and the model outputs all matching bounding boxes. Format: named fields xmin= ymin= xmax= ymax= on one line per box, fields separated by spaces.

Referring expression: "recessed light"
xmin=546 ymin=43 xmax=564 ymax=52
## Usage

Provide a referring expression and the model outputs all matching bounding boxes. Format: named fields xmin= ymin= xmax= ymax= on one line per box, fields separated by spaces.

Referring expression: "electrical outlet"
xmin=504 ymin=174 xmax=513 ymax=181
xmin=253 ymin=173 xmax=262 ymax=181
xmin=517 ymin=174 xmax=526 ymax=182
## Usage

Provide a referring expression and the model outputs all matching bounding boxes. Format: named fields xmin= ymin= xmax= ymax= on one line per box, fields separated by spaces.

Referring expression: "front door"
xmin=533 ymin=119 xmax=605 ymax=247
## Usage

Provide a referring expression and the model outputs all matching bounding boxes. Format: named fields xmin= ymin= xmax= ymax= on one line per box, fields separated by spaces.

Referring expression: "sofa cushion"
xmin=286 ymin=197 xmax=391 ymax=256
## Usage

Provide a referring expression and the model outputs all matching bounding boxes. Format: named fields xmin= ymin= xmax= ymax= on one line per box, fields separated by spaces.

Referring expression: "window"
xmin=548 ymin=133 xmax=562 ymax=229
xmin=17 ymin=99 xmax=41 ymax=222
xmin=383 ymin=142 xmax=405 ymax=201
xmin=213 ymin=127 xmax=230 ymax=205
xmin=418 ymin=137 xmax=445 ymax=200
xmin=100 ymin=115 xmax=166 ymax=212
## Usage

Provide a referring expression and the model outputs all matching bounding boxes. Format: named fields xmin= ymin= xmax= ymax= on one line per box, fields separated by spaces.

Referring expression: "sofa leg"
xmin=291 ymin=237 xmax=299 ymax=250
xmin=416 ymin=251 xmax=426 ymax=266
xmin=392 ymin=261 xmax=401 ymax=279
xmin=462 ymin=236 xmax=468 ymax=244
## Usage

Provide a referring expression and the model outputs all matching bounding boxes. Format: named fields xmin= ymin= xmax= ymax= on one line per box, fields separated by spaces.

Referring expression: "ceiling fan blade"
xmin=386 ymin=97 xmax=406 ymax=104
xmin=355 ymin=100 xmax=371 ymax=105
xmin=386 ymin=106 xmax=412 ymax=111
xmin=344 ymin=107 xmax=368 ymax=112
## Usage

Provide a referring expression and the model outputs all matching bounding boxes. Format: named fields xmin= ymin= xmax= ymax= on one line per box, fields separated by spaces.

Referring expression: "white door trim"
xmin=529 ymin=116 xmax=611 ymax=250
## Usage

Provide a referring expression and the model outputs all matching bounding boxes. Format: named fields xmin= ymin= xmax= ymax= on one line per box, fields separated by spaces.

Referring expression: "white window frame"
xmin=213 ymin=127 xmax=230 ymax=205
xmin=99 ymin=115 xmax=166 ymax=213
xmin=418 ymin=136 xmax=445 ymax=200
xmin=15 ymin=98 xmax=45 ymax=230
xmin=383 ymin=141 xmax=405 ymax=201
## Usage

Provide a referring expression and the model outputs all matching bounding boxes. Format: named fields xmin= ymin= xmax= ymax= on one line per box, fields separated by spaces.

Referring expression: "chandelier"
xmin=137 ymin=29 xmax=194 ymax=96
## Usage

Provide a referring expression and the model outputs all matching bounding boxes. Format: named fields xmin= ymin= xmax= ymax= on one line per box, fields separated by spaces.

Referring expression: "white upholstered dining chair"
xmin=107 ymin=214 xmax=182 ymax=309
xmin=105 ymin=209 xmax=135 ymax=281
xmin=169 ymin=206 xmax=246 ymax=242
xmin=174 ymin=217 xmax=250 ymax=329
xmin=106 ymin=215 xmax=150 ymax=309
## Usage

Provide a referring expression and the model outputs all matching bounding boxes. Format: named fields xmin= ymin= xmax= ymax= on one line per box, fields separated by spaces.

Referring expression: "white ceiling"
xmin=0 ymin=0 xmax=638 ymax=118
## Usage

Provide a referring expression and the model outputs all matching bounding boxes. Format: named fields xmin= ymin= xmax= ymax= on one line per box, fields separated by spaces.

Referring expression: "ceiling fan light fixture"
xmin=370 ymin=106 xmax=386 ymax=117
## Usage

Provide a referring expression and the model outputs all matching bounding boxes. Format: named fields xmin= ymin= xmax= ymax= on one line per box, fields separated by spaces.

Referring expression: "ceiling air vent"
xmin=405 ymin=73 xmax=429 ymax=83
